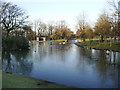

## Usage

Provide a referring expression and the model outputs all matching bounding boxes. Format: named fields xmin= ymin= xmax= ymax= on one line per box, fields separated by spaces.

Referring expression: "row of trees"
xmin=0 ymin=1 xmax=74 ymax=42
xmin=32 ymin=20 xmax=74 ymax=40
xmin=31 ymin=0 xmax=120 ymax=42
xmin=76 ymin=0 xmax=120 ymax=42
xmin=1 ymin=0 xmax=119 ymax=43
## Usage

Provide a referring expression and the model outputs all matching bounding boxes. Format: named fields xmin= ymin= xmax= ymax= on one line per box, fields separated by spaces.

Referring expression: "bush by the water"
xmin=2 ymin=36 xmax=29 ymax=51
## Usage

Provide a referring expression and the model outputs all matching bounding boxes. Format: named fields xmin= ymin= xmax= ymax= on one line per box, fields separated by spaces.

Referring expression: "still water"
xmin=2 ymin=40 xmax=119 ymax=88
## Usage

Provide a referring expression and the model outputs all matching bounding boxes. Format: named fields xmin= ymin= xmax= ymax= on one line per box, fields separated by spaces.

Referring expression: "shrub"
xmin=2 ymin=36 xmax=29 ymax=51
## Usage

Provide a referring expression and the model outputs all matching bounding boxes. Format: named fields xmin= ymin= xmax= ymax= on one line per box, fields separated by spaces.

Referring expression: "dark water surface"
xmin=2 ymin=40 xmax=119 ymax=88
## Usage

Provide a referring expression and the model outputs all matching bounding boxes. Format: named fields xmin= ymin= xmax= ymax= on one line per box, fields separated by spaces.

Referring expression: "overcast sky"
xmin=3 ymin=0 xmax=109 ymax=32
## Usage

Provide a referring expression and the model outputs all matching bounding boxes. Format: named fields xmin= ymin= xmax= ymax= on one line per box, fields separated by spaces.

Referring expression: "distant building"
xmin=36 ymin=37 xmax=39 ymax=41
xmin=42 ymin=37 xmax=46 ymax=41
xmin=36 ymin=36 xmax=46 ymax=41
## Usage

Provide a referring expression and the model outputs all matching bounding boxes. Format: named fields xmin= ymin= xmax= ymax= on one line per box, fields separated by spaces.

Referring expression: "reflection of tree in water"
xmin=2 ymin=51 xmax=11 ymax=71
xmin=11 ymin=51 xmax=29 ymax=61
xmin=96 ymin=51 xmax=107 ymax=79
xmin=55 ymin=43 xmax=71 ymax=62
xmin=2 ymin=50 xmax=33 ymax=75
xmin=108 ymin=51 xmax=120 ymax=65
xmin=95 ymin=51 xmax=118 ymax=87
xmin=79 ymin=48 xmax=99 ymax=61
xmin=76 ymin=48 xmax=95 ymax=67
xmin=75 ymin=47 xmax=97 ymax=72
xmin=79 ymin=48 xmax=120 ymax=65
xmin=95 ymin=50 xmax=119 ymax=75
xmin=29 ymin=42 xmax=47 ymax=62
xmin=75 ymin=47 xmax=118 ymax=87
xmin=42 ymin=42 xmax=71 ymax=62
xmin=76 ymin=48 xmax=107 ymax=73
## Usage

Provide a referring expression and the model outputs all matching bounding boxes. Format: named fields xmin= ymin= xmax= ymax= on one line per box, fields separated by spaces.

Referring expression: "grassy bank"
xmin=32 ymin=39 xmax=67 ymax=42
xmin=80 ymin=40 xmax=120 ymax=52
xmin=2 ymin=72 xmax=74 ymax=88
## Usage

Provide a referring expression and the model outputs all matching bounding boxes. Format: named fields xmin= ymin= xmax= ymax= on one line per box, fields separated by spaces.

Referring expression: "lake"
xmin=2 ymin=40 xmax=119 ymax=88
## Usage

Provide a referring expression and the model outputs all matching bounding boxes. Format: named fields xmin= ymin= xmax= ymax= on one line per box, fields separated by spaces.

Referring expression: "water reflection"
xmin=2 ymin=41 xmax=119 ymax=88
xmin=2 ymin=50 xmax=33 ymax=75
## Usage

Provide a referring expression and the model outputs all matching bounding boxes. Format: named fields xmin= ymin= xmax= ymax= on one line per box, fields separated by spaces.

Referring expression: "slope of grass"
xmin=80 ymin=40 xmax=120 ymax=51
xmin=2 ymin=72 xmax=74 ymax=88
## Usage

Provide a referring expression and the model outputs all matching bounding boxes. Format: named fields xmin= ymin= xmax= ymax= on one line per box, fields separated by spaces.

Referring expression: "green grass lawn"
xmin=80 ymin=40 xmax=120 ymax=51
xmin=81 ymin=40 xmax=99 ymax=46
xmin=2 ymin=72 xmax=74 ymax=88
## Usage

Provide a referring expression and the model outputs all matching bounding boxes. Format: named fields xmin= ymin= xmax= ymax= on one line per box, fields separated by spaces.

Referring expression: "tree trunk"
xmin=114 ymin=36 xmax=116 ymax=41
xmin=101 ymin=35 xmax=104 ymax=42
xmin=83 ymin=38 xmax=85 ymax=42
xmin=6 ymin=30 xmax=10 ymax=37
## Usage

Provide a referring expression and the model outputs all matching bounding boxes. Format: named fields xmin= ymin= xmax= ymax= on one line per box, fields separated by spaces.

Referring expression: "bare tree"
xmin=76 ymin=12 xmax=88 ymax=41
xmin=0 ymin=2 xmax=28 ymax=37
xmin=107 ymin=0 xmax=119 ymax=16
xmin=107 ymin=0 xmax=120 ymax=38
xmin=32 ymin=19 xmax=42 ymax=40
xmin=48 ymin=24 xmax=54 ymax=36
xmin=38 ymin=22 xmax=47 ymax=36
xmin=47 ymin=21 xmax=55 ymax=36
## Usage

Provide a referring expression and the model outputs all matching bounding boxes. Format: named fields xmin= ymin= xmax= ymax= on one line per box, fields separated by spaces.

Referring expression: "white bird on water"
xmin=106 ymin=50 xmax=109 ymax=55
xmin=62 ymin=42 xmax=65 ymax=45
